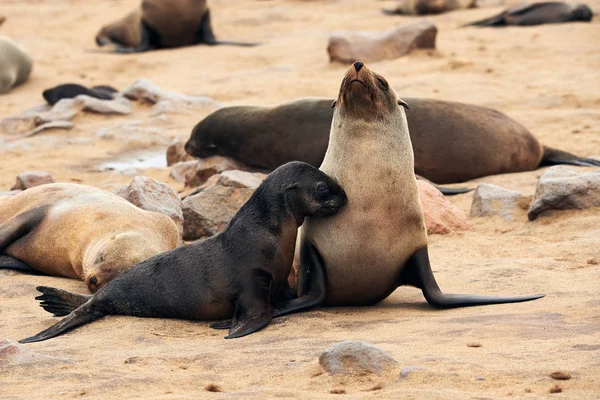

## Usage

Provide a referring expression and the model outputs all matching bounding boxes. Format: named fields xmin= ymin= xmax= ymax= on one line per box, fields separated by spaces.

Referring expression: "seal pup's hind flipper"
xmin=0 ymin=206 xmax=49 ymax=251
xmin=540 ymin=146 xmax=600 ymax=167
xmin=225 ymin=270 xmax=273 ymax=339
xmin=0 ymin=255 xmax=39 ymax=274
xmin=400 ymin=246 xmax=544 ymax=308
xmin=20 ymin=300 xmax=104 ymax=344
xmin=35 ymin=286 xmax=92 ymax=317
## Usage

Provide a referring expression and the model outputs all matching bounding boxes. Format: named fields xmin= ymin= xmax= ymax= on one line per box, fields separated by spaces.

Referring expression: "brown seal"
xmin=19 ymin=162 xmax=347 ymax=343
xmin=268 ymin=62 xmax=543 ymax=315
xmin=185 ymin=98 xmax=599 ymax=185
xmin=382 ymin=0 xmax=475 ymax=15
xmin=0 ymin=36 xmax=33 ymax=94
xmin=0 ymin=183 xmax=180 ymax=292
xmin=465 ymin=2 xmax=593 ymax=27
xmin=96 ymin=0 xmax=256 ymax=53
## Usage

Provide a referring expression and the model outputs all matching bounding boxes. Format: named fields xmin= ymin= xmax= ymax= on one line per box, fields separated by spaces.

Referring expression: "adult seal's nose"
xmin=353 ymin=61 xmax=364 ymax=72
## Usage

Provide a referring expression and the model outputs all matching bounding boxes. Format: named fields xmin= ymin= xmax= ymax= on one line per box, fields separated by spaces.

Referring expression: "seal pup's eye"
xmin=95 ymin=252 xmax=104 ymax=264
xmin=316 ymin=182 xmax=330 ymax=198
xmin=376 ymin=77 xmax=388 ymax=90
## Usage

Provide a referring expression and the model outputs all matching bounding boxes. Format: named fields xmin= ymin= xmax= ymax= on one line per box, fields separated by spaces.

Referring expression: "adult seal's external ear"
xmin=398 ymin=99 xmax=409 ymax=110
xmin=331 ymin=100 xmax=337 ymax=109
xmin=285 ymin=183 xmax=300 ymax=191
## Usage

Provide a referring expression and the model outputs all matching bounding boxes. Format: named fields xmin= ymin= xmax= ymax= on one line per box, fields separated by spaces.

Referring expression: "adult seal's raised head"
xmin=272 ymin=62 xmax=543 ymax=314
xmin=20 ymin=162 xmax=346 ymax=343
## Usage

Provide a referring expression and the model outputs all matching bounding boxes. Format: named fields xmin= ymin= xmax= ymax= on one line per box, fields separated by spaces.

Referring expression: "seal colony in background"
xmin=0 ymin=184 xmax=180 ymax=292
xmin=20 ymin=162 xmax=347 ymax=343
xmin=95 ymin=0 xmax=256 ymax=53
xmin=185 ymin=97 xmax=600 ymax=184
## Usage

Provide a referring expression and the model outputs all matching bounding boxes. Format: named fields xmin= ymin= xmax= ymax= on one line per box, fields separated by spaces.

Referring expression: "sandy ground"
xmin=1 ymin=0 xmax=600 ymax=398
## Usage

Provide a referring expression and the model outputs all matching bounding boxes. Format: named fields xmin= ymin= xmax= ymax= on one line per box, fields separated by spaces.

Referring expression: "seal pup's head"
xmin=83 ymin=231 xmax=167 ymax=292
xmin=261 ymin=161 xmax=347 ymax=219
xmin=332 ymin=61 xmax=409 ymax=122
xmin=571 ymin=4 xmax=593 ymax=21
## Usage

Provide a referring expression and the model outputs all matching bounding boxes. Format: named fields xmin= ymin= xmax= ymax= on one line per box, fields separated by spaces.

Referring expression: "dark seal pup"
xmin=20 ymin=162 xmax=347 ymax=343
xmin=96 ymin=0 xmax=256 ymax=53
xmin=280 ymin=62 xmax=543 ymax=313
xmin=465 ymin=2 xmax=593 ymax=27
xmin=42 ymin=84 xmax=118 ymax=106
xmin=185 ymin=98 xmax=600 ymax=184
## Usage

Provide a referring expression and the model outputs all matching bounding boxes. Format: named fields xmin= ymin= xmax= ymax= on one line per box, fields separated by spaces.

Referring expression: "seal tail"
xmin=540 ymin=146 xmax=600 ymax=167
xmin=403 ymin=247 xmax=544 ymax=308
xmin=35 ymin=286 xmax=92 ymax=317
xmin=20 ymin=300 xmax=103 ymax=344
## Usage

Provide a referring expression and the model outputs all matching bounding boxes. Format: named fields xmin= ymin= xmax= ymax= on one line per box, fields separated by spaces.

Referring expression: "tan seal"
xmin=274 ymin=62 xmax=543 ymax=315
xmin=0 ymin=183 xmax=180 ymax=292
xmin=0 ymin=36 xmax=33 ymax=94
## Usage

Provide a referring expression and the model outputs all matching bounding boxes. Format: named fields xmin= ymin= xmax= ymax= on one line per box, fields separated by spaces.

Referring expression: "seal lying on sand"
xmin=276 ymin=62 xmax=544 ymax=314
xmin=43 ymin=84 xmax=118 ymax=105
xmin=0 ymin=36 xmax=33 ymax=95
xmin=382 ymin=0 xmax=475 ymax=15
xmin=465 ymin=2 xmax=593 ymax=26
xmin=185 ymin=98 xmax=600 ymax=184
xmin=20 ymin=162 xmax=347 ymax=343
xmin=0 ymin=183 xmax=180 ymax=292
xmin=96 ymin=0 xmax=256 ymax=53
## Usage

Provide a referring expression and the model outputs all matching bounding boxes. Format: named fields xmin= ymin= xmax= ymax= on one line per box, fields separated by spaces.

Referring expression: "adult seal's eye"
xmin=316 ymin=183 xmax=330 ymax=197
xmin=377 ymin=77 xmax=388 ymax=89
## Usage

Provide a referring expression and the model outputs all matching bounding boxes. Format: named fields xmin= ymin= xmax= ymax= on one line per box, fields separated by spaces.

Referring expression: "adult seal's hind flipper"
xmin=197 ymin=9 xmax=259 ymax=47
xmin=0 ymin=255 xmax=39 ymax=274
xmin=0 ymin=206 xmax=49 ymax=251
xmin=35 ymin=286 xmax=92 ymax=317
xmin=400 ymin=247 xmax=544 ymax=308
xmin=540 ymin=146 xmax=600 ymax=167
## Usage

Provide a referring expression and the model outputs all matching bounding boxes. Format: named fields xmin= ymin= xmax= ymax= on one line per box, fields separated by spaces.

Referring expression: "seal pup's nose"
xmin=353 ymin=61 xmax=364 ymax=72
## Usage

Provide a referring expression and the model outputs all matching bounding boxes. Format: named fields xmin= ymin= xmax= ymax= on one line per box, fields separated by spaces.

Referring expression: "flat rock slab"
xmin=185 ymin=156 xmax=248 ymax=188
xmin=470 ymin=183 xmax=528 ymax=221
xmin=328 ymin=20 xmax=437 ymax=64
xmin=528 ymin=166 xmax=600 ymax=221
xmin=319 ymin=340 xmax=399 ymax=376
xmin=215 ymin=170 xmax=268 ymax=190
xmin=10 ymin=171 xmax=54 ymax=190
xmin=419 ymin=180 xmax=473 ymax=235
xmin=182 ymin=185 xmax=254 ymax=241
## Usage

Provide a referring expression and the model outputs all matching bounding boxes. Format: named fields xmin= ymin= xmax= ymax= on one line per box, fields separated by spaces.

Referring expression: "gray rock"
xmin=167 ymin=140 xmax=194 ymax=166
xmin=400 ymin=366 xmax=424 ymax=378
xmin=327 ymin=20 xmax=437 ymax=64
xmin=319 ymin=340 xmax=399 ymax=376
xmin=0 ymin=339 xmax=74 ymax=366
xmin=73 ymin=94 xmax=133 ymax=115
xmin=11 ymin=171 xmax=54 ymax=190
xmin=170 ymin=160 xmax=198 ymax=184
xmin=23 ymin=120 xmax=75 ymax=138
xmin=185 ymin=156 xmax=247 ymax=188
xmin=216 ymin=170 xmax=268 ymax=189
xmin=470 ymin=183 xmax=527 ymax=221
xmin=182 ymin=185 xmax=254 ymax=241
xmin=118 ymin=176 xmax=184 ymax=236
xmin=528 ymin=166 xmax=600 ymax=221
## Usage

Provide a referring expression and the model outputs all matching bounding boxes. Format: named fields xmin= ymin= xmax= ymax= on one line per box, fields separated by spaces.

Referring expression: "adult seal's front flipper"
xmin=400 ymin=246 xmax=544 ymax=308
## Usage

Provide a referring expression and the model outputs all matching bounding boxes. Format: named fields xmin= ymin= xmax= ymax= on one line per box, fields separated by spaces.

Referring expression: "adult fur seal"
xmin=96 ymin=0 xmax=256 ymax=53
xmin=465 ymin=2 xmax=593 ymax=26
xmin=186 ymin=99 xmax=600 ymax=185
xmin=43 ymin=84 xmax=118 ymax=106
xmin=0 ymin=183 xmax=180 ymax=292
xmin=270 ymin=62 xmax=544 ymax=313
xmin=382 ymin=0 xmax=475 ymax=15
xmin=20 ymin=162 xmax=347 ymax=343
xmin=0 ymin=36 xmax=33 ymax=95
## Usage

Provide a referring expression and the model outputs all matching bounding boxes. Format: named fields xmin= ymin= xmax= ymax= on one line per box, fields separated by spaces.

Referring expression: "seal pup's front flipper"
xmin=0 ymin=206 xmax=49 ymax=251
xmin=113 ymin=22 xmax=155 ymax=53
xmin=225 ymin=269 xmax=273 ymax=339
xmin=540 ymin=146 xmax=600 ymax=167
xmin=271 ymin=243 xmax=327 ymax=318
xmin=400 ymin=246 xmax=544 ymax=308
xmin=0 ymin=255 xmax=39 ymax=274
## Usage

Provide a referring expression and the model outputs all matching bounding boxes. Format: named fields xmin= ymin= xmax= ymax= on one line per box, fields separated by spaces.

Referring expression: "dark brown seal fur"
xmin=465 ymin=2 xmax=593 ymax=27
xmin=42 ymin=84 xmax=118 ymax=105
xmin=185 ymin=98 xmax=600 ymax=184
xmin=20 ymin=162 xmax=346 ymax=343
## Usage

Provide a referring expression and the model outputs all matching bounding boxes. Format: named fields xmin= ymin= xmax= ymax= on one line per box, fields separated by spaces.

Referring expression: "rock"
xmin=170 ymin=161 xmax=198 ymax=184
xmin=182 ymin=185 xmax=254 ymax=241
xmin=11 ymin=171 xmax=55 ymax=190
xmin=528 ymin=166 xmax=600 ymax=221
xmin=74 ymin=94 xmax=133 ymax=115
xmin=118 ymin=176 xmax=184 ymax=236
xmin=215 ymin=170 xmax=268 ymax=189
xmin=23 ymin=120 xmax=75 ymax=138
xmin=400 ymin=366 xmax=424 ymax=378
xmin=418 ymin=181 xmax=473 ymax=235
xmin=122 ymin=79 xmax=220 ymax=115
xmin=0 ymin=339 xmax=74 ymax=366
xmin=167 ymin=141 xmax=194 ymax=166
xmin=185 ymin=157 xmax=247 ymax=188
xmin=319 ymin=340 xmax=399 ymax=376
xmin=470 ymin=183 xmax=528 ymax=221
xmin=327 ymin=20 xmax=437 ymax=64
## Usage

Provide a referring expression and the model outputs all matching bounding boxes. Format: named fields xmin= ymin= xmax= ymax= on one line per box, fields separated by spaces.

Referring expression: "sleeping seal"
xmin=465 ymin=2 xmax=593 ymax=27
xmin=20 ymin=162 xmax=347 ymax=343
xmin=0 ymin=36 xmax=33 ymax=94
